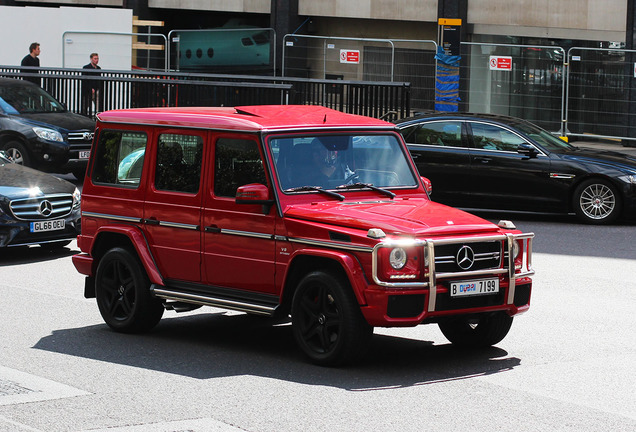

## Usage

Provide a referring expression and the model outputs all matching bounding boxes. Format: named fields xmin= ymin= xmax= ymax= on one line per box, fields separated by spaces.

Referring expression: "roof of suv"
xmin=97 ymin=105 xmax=395 ymax=132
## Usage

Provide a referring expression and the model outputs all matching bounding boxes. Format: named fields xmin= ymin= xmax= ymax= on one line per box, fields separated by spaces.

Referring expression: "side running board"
xmin=150 ymin=284 xmax=278 ymax=317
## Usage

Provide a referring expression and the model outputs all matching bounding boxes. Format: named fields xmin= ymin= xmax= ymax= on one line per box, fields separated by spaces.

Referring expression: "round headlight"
xmin=389 ymin=247 xmax=408 ymax=269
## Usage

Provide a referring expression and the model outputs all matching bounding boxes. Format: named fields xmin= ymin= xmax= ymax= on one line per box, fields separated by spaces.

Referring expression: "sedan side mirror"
xmin=517 ymin=144 xmax=539 ymax=158
xmin=420 ymin=176 xmax=432 ymax=195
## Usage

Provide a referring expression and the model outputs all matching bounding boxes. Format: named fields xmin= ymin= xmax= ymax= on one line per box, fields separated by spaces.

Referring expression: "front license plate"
xmin=450 ymin=278 xmax=499 ymax=297
xmin=30 ymin=219 xmax=65 ymax=233
xmin=79 ymin=150 xmax=90 ymax=159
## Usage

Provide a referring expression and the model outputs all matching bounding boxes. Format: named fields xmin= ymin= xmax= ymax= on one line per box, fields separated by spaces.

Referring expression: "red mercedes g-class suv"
xmin=73 ymin=105 xmax=534 ymax=365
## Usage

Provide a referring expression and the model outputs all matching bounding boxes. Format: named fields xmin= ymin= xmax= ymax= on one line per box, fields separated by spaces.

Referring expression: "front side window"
xmin=214 ymin=138 xmax=267 ymax=197
xmin=155 ymin=134 xmax=203 ymax=194
xmin=269 ymin=133 xmax=418 ymax=191
xmin=471 ymin=123 xmax=527 ymax=152
xmin=92 ymin=130 xmax=147 ymax=187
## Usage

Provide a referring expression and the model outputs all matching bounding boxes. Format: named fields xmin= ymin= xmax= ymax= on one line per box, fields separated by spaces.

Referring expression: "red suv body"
xmin=73 ymin=105 xmax=534 ymax=365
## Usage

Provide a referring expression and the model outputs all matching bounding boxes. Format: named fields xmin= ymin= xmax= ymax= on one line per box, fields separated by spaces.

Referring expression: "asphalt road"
xmin=0 ymin=209 xmax=634 ymax=432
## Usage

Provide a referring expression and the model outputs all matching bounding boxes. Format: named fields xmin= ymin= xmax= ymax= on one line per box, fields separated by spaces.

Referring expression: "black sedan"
xmin=0 ymin=78 xmax=95 ymax=179
xmin=0 ymin=151 xmax=81 ymax=248
xmin=396 ymin=113 xmax=636 ymax=224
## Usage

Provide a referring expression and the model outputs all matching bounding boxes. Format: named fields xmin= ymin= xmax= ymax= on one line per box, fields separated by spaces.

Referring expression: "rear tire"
xmin=291 ymin=271 xmax=373 ymax=366
xmin=438 ymin=312 xmax=513 ymax=348
xmin=95 ymin=247 xmax=164 ymax=333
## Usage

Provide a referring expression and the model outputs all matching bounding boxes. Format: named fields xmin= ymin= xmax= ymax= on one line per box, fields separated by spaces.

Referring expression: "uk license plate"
xmin=30 ymin=219 xmax=65 ymax=233
xmin=79 ymin=151 xmax=90 ymax=159
xmin=450 ymin=278 xmax=499 ymax=297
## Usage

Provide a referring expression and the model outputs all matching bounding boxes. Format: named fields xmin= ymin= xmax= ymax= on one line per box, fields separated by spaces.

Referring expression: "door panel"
xmin=202 ymin=134 xmax=277 ymax=294
xmin=403 ymin=120 xmax=472 ymax=206
xmin=143 ymin=131 xmax=205 ymax=282
xmin=467 ymin=122 xmax=558 ymax=211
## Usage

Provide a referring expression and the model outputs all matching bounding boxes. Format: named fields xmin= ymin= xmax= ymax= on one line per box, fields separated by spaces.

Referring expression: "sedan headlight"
xmin=72 ymin=187 xmax=81 ymax=209
xmin=618 ymin=174 xmax=636 ymax=184
xmin=33 ymin=127 xmax=63 ymax=142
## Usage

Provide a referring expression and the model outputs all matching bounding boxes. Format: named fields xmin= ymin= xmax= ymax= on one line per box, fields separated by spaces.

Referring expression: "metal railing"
xmin=0 ymin=66 xmax=410 ymax=120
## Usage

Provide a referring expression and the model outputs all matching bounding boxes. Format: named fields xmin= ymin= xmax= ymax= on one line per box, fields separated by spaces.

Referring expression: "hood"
xmin=14 ymin=112 xmax=95 ymax=132
xmin=0 ymin=162 xmax=75 ymax=199
xmin=284 ymin=198 xmax=500 ymax=236
xmin=561 ymin=147 xmax=636 ymax=172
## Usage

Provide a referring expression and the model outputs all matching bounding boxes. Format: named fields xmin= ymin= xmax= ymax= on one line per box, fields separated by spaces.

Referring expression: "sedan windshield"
xmin=513 ymin=121 xmax=575 ymax=152
xmin=269 ymin=134 xmax=418 ymax=192
xmin=0 ymin=82 xmax=66 ymax=114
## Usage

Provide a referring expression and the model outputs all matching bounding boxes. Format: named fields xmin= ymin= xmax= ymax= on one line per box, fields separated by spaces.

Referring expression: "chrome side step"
xmin=150 ymin=285 xmax=278 ymax=317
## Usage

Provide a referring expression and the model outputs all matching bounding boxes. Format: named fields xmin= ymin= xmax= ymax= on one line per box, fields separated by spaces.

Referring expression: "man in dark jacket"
xmin=20 ymin=42 xmax=41 ymax=86
xmin=82 ymin=53 xmax=102 ymax=116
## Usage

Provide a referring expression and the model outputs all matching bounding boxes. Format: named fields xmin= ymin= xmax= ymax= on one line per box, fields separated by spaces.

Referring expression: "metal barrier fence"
xmin=282 ymin=35 xmax=436 ymax=112
xmin=460 ymin=42 xmax=566 ymax=134
xmin=0 ymin=67 xmax=410 ymax=120
xmin=565 ymin=47 xmax=636 ymax=142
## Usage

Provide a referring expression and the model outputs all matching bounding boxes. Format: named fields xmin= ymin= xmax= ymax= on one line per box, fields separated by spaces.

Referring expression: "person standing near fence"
xmin=82 ymin=53 xmax=103 ymax=116
xmin=21 ymin=42 xmax=41 ymax=86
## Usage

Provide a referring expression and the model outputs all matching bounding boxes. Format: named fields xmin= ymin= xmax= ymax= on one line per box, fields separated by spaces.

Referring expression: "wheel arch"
xmin=279 ymin=249 xmax=367 ymax=315
xmin=90 ymin=225 xmax=163 ymax=285
xmin=567 ymin=173 xmax=623 ymax=213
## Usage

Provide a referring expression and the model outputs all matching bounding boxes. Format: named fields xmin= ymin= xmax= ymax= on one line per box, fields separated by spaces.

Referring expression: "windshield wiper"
xmin=285 ymin=185 xmax=345 ymax=201
xmin=337 ymin=182 xmax=396 ymax=198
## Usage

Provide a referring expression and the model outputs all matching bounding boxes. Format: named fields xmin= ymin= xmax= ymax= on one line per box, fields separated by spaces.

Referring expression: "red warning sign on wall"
xmin=489 ymin=56 xmax=512 ymax=71
xmin=340 ymin=50 xmax=360 ymax=64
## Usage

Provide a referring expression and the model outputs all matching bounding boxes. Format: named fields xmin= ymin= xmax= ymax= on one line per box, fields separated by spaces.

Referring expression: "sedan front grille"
xmin=9 ymin=193 xmax=74 ymax=221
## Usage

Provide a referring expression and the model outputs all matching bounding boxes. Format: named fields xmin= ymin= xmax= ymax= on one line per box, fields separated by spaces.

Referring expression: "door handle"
xmin=475 ymin=156 xmax=492 ymax=163
xmin=144 ymin=217 xmax=160 ymax=225
xmin=204 ymin=225 xmax=221 ymax=233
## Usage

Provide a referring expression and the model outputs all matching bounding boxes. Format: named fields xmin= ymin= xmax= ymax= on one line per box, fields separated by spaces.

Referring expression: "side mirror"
xmin=236 ymin=183 xmax=275 ymax=214
xmin=517 ymin=144 xmax=539 ymax=158
xmin=420 ymin=176 xmax=432 ymax=195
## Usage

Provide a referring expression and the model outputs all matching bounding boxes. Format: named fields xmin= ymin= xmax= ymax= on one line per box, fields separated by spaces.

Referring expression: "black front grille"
xmin=68 ymin=131 xmax=93 ymax=152
xmin=435 ymin=241 xmax=501 ymax=273
xmin=9 ymin=194 xmax=74 ymax=220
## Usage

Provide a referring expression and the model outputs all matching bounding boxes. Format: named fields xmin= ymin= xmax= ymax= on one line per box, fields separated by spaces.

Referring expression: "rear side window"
xmin=214 ymin=138 xmax=267 ymax=197
xmin=405 ymin=121 xmax=464 ymax=147
xmin=92 ymin=130 xmax=147 ymax=186
xmin=470 ymin=123 xmax=526 ymax=151
xmin=155 ymin=134 xmax=203 ymax=194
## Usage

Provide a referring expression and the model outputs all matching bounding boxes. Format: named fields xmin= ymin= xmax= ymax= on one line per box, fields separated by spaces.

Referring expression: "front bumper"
xmin=0 ymin=211 xmax=81 ymax=247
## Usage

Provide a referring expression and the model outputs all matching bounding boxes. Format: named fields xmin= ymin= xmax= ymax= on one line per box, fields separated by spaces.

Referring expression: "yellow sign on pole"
xmin=438 ymin=18 xmax=462 ymax=26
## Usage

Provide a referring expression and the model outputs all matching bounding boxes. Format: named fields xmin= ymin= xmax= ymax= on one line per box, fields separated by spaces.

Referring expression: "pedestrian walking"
xmin=82 ymin=53 xmax=103 ymax=116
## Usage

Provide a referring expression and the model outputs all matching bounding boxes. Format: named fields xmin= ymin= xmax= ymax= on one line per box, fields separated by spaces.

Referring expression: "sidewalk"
xmin=570 ymin=139 xmax=636 ymax=156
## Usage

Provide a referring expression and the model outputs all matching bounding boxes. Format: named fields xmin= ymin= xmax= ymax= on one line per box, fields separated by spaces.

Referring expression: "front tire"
xmin=95 ymin=247 xmax=164 ymax=333
xmin=573 ymin=178 xmax=621 ymax=224
xmin=2 ymin=141 xmax=31 ymax=166
xmin=291 ymin=271 xmax=373 ymax=366
xmin=438 ymin=312 xmax=513 ymax=348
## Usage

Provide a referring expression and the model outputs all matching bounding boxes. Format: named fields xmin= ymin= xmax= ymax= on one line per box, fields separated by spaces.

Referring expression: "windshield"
xmin=269 ymin=133 xmax=418 ymax=192
xmin=513 ymin=121 xmax=575 ymax=152
xmin=0 ymin=82 xmax=66 ymax=114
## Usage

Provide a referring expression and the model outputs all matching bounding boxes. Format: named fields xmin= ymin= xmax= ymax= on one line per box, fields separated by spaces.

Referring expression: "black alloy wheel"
xmin=291 ymin=271 xmax=373 ymax=366
xmin=95 ymin=247 xmax=164 ymax=333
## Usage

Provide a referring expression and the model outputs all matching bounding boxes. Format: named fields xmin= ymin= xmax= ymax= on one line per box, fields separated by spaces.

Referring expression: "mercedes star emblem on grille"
xmin=38 ymin=200 xmax=53 ymax=217
xmin=456 ymin=245 xmax=475 ymax=270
